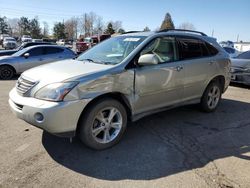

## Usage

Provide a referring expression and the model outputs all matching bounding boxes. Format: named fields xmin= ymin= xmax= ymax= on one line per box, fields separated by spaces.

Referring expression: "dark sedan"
xmin=0 ymin=42 xmax=54 ymax=57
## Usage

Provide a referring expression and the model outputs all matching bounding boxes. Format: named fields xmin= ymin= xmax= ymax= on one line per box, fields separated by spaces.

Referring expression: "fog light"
xmin=34 ymin=113 xmax=44 ymax=123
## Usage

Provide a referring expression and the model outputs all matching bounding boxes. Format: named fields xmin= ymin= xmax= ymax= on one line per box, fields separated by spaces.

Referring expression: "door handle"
xmin=174 ymin=66 xmax=183 ymax=72
xmin=39 ymin=58 xmax=44 ymax=61
xmin=209 ymin=61 xmax=216 ymax=65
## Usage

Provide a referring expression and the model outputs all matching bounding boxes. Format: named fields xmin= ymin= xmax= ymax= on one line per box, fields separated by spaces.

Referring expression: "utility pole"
xmin=84 ymin=13 xmax=87 ymax=37
xmin=211 ymin=29 xmax=214 ymax=37
xmin=236 ymin=34 xmax=239 ymax=42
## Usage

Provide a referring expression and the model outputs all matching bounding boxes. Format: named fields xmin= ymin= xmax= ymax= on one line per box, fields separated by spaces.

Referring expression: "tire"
xmin=0 ymin=65 xmax=15 ymax=80
xmin=79 ymin=98 xmax=127 ymax=150
xmin=200 ymin=81 xmax=222 ymax=112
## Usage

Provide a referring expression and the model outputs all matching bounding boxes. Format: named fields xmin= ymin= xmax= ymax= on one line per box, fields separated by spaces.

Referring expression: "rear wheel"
xmin=200 ymin=81 xmax=222 ymax=112
xmin=0 ymin=65 xmax=15 ymax=80
xmin=79 ymin=98 xmax=127 ymax=150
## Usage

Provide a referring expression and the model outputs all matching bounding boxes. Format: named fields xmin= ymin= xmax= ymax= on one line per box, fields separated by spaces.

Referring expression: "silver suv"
xmin=9 ymin=29 xmax=231 ymax=150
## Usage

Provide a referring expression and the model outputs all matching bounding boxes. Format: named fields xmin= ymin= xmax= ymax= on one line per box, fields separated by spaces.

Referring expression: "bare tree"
xmin=42 ymin=21 xmax=49 ymax=37
xmin=110 ymin=21 xmax=122 ymax=32
xmin=7 ymin=18 xmax=20 ymax=37
xmin=65 ymin=17 xmax=78 ymax=40
xmin=178 ymin=22 xmax=196 ymax=30
xmin=94 ymin=16 xmax=104 ymax=35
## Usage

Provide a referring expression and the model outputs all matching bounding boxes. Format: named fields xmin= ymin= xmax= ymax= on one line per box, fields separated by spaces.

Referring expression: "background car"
xmin=231 ymin=51 xmax=250 ymax=85
xmin=223 ymin=46 xmax=240 ymax=58
xmin=32 ymin=39 xmax=43 ymax=42
xmin=0 ymin=45 xmax=76 ymax=79
xmin=21 ymin=35 xmax=32 ymax=43
xmin=56 ymin=39 xmax=65 ymax=46
xmin=2 ymin=37 xmax=17 ymax=49
xmin=220 ymin=40 xmax=234 ymax=48
xmin=0 ymin=42 xmax=54 ymax=57
xmin=0 ymin=34 xmax=10 ymax=45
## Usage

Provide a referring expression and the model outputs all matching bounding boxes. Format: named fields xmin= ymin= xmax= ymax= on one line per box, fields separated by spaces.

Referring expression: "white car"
xmin=56 ymin=39 xmax=65 ymax=46
xmin=21 ymin=35 xmax=32 ymax=43
xmin=223 ymin=47 xmax=240 ymax=58
xmin=3 ymin=37 xmax=17 ymax=49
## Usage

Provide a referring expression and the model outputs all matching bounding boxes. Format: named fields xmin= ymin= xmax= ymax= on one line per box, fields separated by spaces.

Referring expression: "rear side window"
xmin=178 ymin=38 xmax=205 ymax=60
xmin=44 ymin=47 xmax=64 ymax=54
xmin=206 ymin=43 xmax=218 ymax=56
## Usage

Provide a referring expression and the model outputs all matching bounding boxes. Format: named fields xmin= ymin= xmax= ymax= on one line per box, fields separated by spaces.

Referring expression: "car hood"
xmin=22 ymin=59 xmax=113 ymax=84
xmin=231 ymin=59 xmax=250 ymax=68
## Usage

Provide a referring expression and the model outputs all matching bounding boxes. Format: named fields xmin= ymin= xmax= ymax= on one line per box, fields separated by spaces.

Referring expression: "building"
xmin=234 ymin=42 xmax=250 ymax=52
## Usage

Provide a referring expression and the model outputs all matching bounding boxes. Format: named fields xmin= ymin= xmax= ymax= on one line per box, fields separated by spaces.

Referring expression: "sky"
xmin=0 ymin=0 xmax=249 ymax=42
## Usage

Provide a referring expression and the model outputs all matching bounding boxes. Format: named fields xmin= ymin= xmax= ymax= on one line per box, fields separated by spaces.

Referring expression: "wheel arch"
xmin=76 ymin=92 xmax=132 ymax=134
xmin=204 ymin=75 xmax=225 ymax=94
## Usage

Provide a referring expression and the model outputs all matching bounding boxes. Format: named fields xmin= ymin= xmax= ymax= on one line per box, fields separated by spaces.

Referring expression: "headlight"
xmin=34 ymin=82 xmax=79 ymax=102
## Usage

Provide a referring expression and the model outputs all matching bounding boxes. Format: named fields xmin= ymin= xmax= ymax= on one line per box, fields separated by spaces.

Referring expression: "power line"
xmin=0 ymin=7 xmax=79 ymax=17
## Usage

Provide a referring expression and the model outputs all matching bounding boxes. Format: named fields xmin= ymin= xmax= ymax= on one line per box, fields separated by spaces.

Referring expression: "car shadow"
xmin=42 ymin=99 xmax=250 ymax=181
xmin=230 ymin=82 xmax=250 ymax=89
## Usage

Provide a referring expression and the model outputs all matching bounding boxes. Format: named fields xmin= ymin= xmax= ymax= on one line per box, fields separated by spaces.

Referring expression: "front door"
xmin=133 ymin=37 xmax=185 ymax=114
xmin=19 ymin=47 xmax=46 ymax=72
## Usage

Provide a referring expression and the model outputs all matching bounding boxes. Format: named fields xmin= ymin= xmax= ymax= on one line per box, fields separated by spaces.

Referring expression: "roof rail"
xmin=157 ymin=29 xmax=207 ymax=36
xmin=122 ymin=31 xmax=142 ymax=34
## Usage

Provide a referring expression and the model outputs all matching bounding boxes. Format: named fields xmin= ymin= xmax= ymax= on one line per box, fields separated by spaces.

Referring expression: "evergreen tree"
xmin=53 ymin=22 xmax=66 ymax=39
xmin=18 ymin=17 xmax=30 ymax=35
xmin=105 ymin=23 xmax=115 ymax=35
xmin=117 ymin=28 xmax=125 ymax=34
xmin=143 ymin=26 xmax=150 ymax=32
xmin=0 ymin=16 xmax=10 ymax=34
xmin=29 ymin=18 xmax=41 ymax=38
xmin=160 ymin=13 xmax=175 ymax=30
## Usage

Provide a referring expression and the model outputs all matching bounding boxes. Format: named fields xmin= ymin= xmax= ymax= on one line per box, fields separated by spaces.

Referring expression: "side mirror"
xmin=23 ymin=53 xmax=30 ymax=58
xmin=138 ymin=54 xmax=159 ymax=66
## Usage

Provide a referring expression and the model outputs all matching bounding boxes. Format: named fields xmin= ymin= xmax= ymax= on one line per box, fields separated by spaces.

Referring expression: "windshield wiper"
xmin=80 ymin=58 xmax=94 ymax=63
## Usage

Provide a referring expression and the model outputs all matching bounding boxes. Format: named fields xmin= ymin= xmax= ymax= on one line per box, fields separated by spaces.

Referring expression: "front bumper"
xmin=9 ymin=88 xmax=90 ymax=137
xmin=231 ymin=68 xmax=250 ymax=85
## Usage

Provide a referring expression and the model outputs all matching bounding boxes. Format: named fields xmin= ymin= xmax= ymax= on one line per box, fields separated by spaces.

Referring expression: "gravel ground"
xmin=0 ymin=79 xmax=250 ymax=188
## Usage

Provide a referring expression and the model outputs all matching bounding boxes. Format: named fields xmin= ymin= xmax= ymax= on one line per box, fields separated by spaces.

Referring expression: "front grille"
xmin=16 ymin=76 xmax=37 ymax=95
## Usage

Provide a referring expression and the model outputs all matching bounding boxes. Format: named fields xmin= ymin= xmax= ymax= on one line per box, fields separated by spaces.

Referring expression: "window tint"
xmin=178 ymin=38 xmax=204 ymax=60
xmin=206 ymin=43 xmax=218 ymax=56
xmin=44 ymin=47 xmax=64 ymax=54
xmin=141 ymin=37 xmax=178 ymax=63
xmin=236 ymin=51 xmax=250 ymax=59
xmin=27 ymin=47 xmax=44 ymax=56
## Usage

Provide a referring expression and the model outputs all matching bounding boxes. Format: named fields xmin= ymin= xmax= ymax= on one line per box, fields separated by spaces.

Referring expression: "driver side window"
xmin=141 ymin=37 xmax=178 ymax=63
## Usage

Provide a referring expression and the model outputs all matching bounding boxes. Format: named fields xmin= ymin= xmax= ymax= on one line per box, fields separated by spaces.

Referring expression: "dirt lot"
xmin=0 ymin=79 xmax=250 ymax=188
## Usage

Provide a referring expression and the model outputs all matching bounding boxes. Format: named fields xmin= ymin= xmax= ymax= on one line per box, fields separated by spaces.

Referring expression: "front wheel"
xmin=0 ymin=65 xmax=15 ymax=80
xmin=79 ymin=98 xmax=127 ymax=150
xmin=200 ymin=81 xmax=222 ymax=112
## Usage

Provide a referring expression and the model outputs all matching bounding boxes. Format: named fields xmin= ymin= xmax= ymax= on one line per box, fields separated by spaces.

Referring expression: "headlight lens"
xmin=34 ymin=82 xmax=79 ymax=102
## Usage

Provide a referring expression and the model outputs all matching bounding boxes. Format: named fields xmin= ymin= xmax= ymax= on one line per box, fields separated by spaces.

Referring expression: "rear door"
xmin=177 ymin=37 xmax=218 ymax=101
xmin=43 ymin=47 xmax=65 ymax=63
xmin=133 ymin=36 xmax=185 ymax=114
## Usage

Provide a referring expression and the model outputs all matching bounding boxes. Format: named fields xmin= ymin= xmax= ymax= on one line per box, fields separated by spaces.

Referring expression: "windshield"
xmin=12 ymin=48 xmax=28 ymax=56
xmin=77 ymin=36 xmax=146 ymax=65
xmin=236 ymin=51 xmax=250 ymax=59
